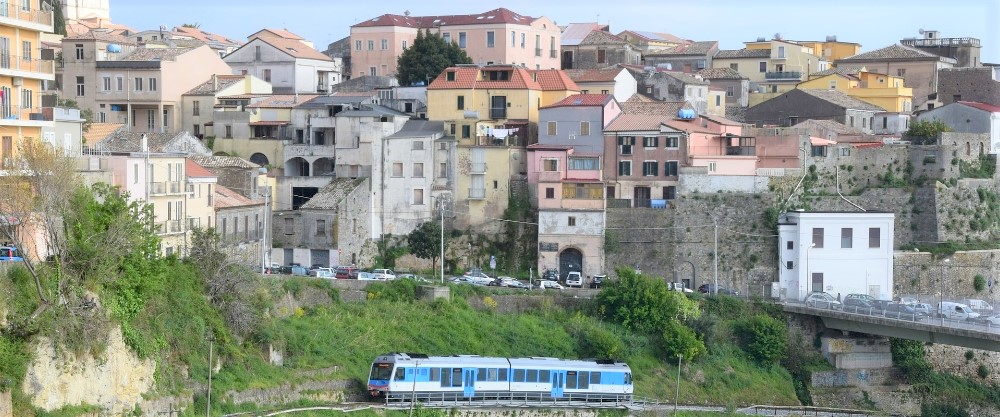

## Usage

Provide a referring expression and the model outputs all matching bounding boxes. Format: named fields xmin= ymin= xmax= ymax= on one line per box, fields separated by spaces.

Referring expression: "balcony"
xmin=489 ymin=107 xmax=507 ymax=119
xmin=0 ymin=3 xmax=53 ymax=31
xmin=470 ymin=162 xmax=487 ymax=174
xmin=0 ymin=54 xmax=55 ymax=79
xmin=187 ymin=217 xmax=200 ymax=230
xmin=765 ymin=71 xmax=802 ymax=80
xmin=536 ymin=170 xmax=562 ymax=182
xmin=149 ymin=181 xmax=185 ymax=196
xmin=156 ymin=219 xmax=184 ymax=235
xmin=469 ymin=187 xmax=486 ymax=200
xmin=725 ymin=146 xmax=756 ymax=156
xmin=901 ymin=37 xmax=980 ymax=48
xmin=0 ymin=106 xmax=49 ymax=127
xmin=285 ymin=143 xmax=337 ymax=158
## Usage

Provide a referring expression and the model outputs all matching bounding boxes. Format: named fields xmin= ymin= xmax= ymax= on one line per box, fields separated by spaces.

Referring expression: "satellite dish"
xmin=774 ymin=33 xmax=782 ymax=40
xmin=918 ymin=28 xmax=925 ymax=35
xmin=404 ymin=10 xmax=411 ymax=16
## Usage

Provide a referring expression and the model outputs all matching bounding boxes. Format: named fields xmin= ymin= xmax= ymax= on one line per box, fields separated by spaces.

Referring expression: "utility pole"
xmin=439 ymin=200 xmax=444 ymax=284
xmin=673 ymin=354 xmax=682 ymax=414
xmin=206 ymin=333 xmax=214 ymax=417
xmin=712 ymin=216 xmax=718 ymax=296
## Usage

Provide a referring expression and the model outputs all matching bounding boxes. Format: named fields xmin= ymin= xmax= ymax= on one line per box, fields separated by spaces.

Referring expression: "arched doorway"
xmin=250 ymin=153 xmax=270 ymax=167
xmin=673 ymin=260 xmax=697 ymax=291
xmin=558 ymin=248 xmax=583 ymax=280
xmin=285 ymin=157 xmax=310 ymax=176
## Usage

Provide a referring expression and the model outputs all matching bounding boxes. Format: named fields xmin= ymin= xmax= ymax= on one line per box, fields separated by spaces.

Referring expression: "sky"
xmin=112 ymin=0 xmax=1000 ymax=64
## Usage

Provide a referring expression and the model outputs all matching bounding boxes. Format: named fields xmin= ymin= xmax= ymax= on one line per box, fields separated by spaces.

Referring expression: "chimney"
xmin=212 ymin=74 xmax=218 ymax=90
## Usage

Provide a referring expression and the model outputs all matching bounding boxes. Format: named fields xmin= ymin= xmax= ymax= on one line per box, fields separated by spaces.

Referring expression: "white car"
xmin=804 ymin=292 xmax=842 ymax=309
xmin=372 ymin=268 xmax=396 ymax=280
xmin=309 ymin=267 xmax=335 ymax=278
xmin=538 ymin=280 xmax=564 ymax=290
xmin=565 ymin=272 xmax=583 ymax=288
xmin=463 ymin=270 xmax=493 ymax=286
xmin=982 ymin=315 xmax=1000 ymax=326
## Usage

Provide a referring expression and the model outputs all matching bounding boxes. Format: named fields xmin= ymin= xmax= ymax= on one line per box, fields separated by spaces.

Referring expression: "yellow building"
xmin=426 ymin=64 xmax=578 ymax=230
xmin=0 ymin=2 xmax=54 ymax=167
xmin=799 ymin=66 xmax=913 ymax=113
xmin=796 ymin=38 xmax=862 ymax=62
xmin=714 ymin=38 xmax=831 ymax=106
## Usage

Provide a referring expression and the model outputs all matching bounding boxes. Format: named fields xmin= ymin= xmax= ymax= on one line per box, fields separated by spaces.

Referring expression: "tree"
xmin=407 ymin=221 xmax=444 ymax=279
xmin=905 ymin=119 xmax=951 ymax=145
xmin=188 ymin=228 xmax=266 ymax=338
xmin=396 ymin=29 xmax=472 ymax=86
xmin=732 ymin=314 xmax=787 ymax=364
xmin=46 ymin=0 xmax=66 ymax=36
xmin=595 ymin=267 xmax=701 ymax=334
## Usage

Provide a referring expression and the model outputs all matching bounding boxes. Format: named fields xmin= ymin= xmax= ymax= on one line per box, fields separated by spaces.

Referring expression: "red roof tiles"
xmin=429 ymin=66 xmax=578 ymax=91
xmin=959 ymin=101 xmax=1000 ymax=113
xmin=353 ymin=8 xmax=538 ymax=28
xmin=186 ymin=159 xmax=216 ymax=178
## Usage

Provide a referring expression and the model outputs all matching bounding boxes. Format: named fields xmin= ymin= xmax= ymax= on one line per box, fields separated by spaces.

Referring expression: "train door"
xmin=462 ymin=368 xmax=477 ymax=398
xmin=550 ymin=370 xmax=566 ymax=398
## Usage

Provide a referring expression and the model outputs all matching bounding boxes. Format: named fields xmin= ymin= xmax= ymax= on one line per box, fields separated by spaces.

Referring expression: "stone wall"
xmin=812 ymin=367 xmax=901 ymax=388
xmin=893 ymin=250 xmax=1000 ymax=302
xmin=0 ymin=391 xmax=10 ymax=417
xmin=924 ymin=343 xmax=1000 ymax=385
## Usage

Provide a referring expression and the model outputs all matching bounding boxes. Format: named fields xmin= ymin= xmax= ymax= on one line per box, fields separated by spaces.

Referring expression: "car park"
xmin=965 ymin=299 xmax=994 ymax=314
xmin=506 ymin=279 xmax=529 ymax=289
xmin=845 ymin=293 xmax=876 ymax=304
xmin=399 ymin=273 xmax=431 ymax=283
xmin=463 ymin=269 xmax=493 ymax=285
xmin=542 ymin=269 xmax=559 ymax=282
xmin=590 ymin=274 xmax=606 ymax=289
xmin=938 ymin=302 xmax=981 ymax=321
xmin=309 ymin=267 xmax=335 ymax=277
xmin=290 ymin=265 xmax=310 ymax=276
xmin=912 ymin=303 xmax=933 ymax=315
xmin=843 ymin=297 xmax=874 ymax=312
xmin=804 ymin=292 xmax=842 ymax=309
xmin=697 ymin=284 xmax=739 ymax=296
xmin=981 ymin=314 xmax=1000 ymax=326
xmin=565 ymin=272 xmax=583 ymax=288
xmin=372 ymin=269 xmax=397 ymax=280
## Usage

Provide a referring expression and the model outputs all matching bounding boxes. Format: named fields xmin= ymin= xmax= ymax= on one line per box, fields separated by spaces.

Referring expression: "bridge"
xmin=783 ymin=302 xmax=1000 ymax=351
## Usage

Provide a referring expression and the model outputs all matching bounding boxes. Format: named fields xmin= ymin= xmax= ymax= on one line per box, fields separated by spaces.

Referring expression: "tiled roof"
xmin=329 ymin=75 xmax=398 ymax=93
xmin=97 ymin=131 xmax=179 ymax=153
xmin=83 ymin=123 xmax=124 ymax=145
xmin=252 ymin=35 xmax=332 ymax=61
xmin=792 ymin=119 xmax=866 ymax=135
xmin=618 ymin=30 xmax=686 ymax=44
xmin=353 ymin=8 xmax=539 ymax=29
xmin=564 ymin=68 xmax=622 ymax=83
xmin=655 ymin=71 xmax=708 ymax=85
xmin=648 ymin=41 xmax=718 ymax=56
xmin=247 ymin=95 xmax=320 ymax=109
xmin=619 ymin=99 xmax=687 ymax=116
xmin=184 ymin=75 xmax=247 ymax=95
xmin=214 ymin=185 xmax=262 ymax=209
xmin=185 ymin=159 xmax=216 ymax=178
xmin=533 ymin=69 xmax=580 ymax=91
xmin=428 ymin=66 xmax=579 ymax=91
xmin=251 ymin=28 xmax=305 ymax=41
xmin=540 ymin=94 xmax=612 ymax=109
xmin=715 ymin=48 xmax=771 ymax=59
xmin=696 ymin=67 xmax=746 ymax=80
xmin=172 ymin=26 xmax=242 ymax=45
xmin=810 ymin=65 xmax=866 ymax=77
xmin=65 ymin=17 xmax=134 ymax=38
xmin=580 ymin=30 xmax=629 ymax=46
xmin=561 ymin=23 xmax=605 ymax=46
xmin=121 ymin=47 xmax=191 ymax=61
xmin=190 ymin=155 xmax=260 ymax=170
xmin=958 ymin=101 xmax=1000 ymax=113
xmin=63 ymin=31 xmax=136 ymax=44
xmin=300 ymin=178 xmax=367 ymax=210
xmin=604 ymin=114 xmax=712 ymax=133
xmin=796 ymin=89 xmax=886 ymax=111
xmin=840 ymin=44 xmax=953 ymax=62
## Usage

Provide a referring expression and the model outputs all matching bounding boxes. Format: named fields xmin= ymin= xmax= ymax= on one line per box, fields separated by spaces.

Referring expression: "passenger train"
xmin=368 ymin=352 xmax=633 ymax=406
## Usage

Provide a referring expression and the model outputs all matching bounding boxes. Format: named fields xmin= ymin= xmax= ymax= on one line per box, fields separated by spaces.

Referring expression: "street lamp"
xmin=805 ymin=243 xmax=816 ymax=297
xmin=673 ymin=354 xmax=682 ymax=414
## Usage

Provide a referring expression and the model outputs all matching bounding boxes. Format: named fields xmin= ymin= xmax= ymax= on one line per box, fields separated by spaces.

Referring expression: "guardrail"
xmin=383 ymin=391 xmax=633 ymax=408
xmin=739 ymin=405 xmax=904 ymax=417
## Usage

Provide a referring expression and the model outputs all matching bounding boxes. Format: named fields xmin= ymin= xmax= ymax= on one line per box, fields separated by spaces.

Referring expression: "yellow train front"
xmin=368 ymin=353 xmax=633 ymax=406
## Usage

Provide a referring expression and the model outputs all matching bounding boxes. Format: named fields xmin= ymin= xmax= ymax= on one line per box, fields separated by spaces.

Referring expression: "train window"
xmin=579 ymin=371 xmax=589 ymax=389
xmin=371 ymin=363 xmax=393 ymax=380
xmin=430 ymin=368 xmax=440 ymax=381
xmin=540 ymin=371 xmax=550 ymax=383
xmin=513 ymin=369 xmax=525 ymax=382
xmin=394 ymin=368 xmax=406 ymax=381
xmin=625 ymin=373 xmax=632 ymax=385
xmin=566 ymin=371 xmax=578 ymax=389
xmin=499 ymin=368 xmax=508 ymax=381
xmin=451 ymin=369 xmax=463 ymax=387
xmin=441 ymin=368 xmax=451 ymax=387
xmin=488 ymin=368 xmax=498 ymax=381
xmin=526 ymin=369 xmax=538 ymax=382
xmin=591 ymin=372 xmax=601 ymax=384
xmin=477 ymin=368 xmax=487 ymax=381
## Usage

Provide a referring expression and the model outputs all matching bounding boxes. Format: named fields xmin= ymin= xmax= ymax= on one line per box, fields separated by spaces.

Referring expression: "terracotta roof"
xmin=619 ymin=99 xmax=687 ymax=116
xmin=65 ymin=17 xmax=134 ymax=38
xmin=121 ymin=47 xmax=191 ymax=61
xmin=696 ymin=67 xmax=746 ymax=80
xmin=214 ymin=185 xmax=262 ymax=209
xmin=796 ymin=89 xmax=886 ymax=111
xmin=247 ymin=95 xmax=319 ymax=108
xmin=647 ymin=41 xmax=718 ymax=56
xmin=533 ymin=69 xmax=580 ymax=91
xmin=251 ymin=28 xmax=305 ymax=41
xmin=702 ymin=114 xmax=744 ymax=126
xmin=83 ymin=123 xmax=124 ymax=145
xmin=184 ymin=75 xmax=247 ymax=95
xmin=63 ymin=31 xmax=136 ymax=44
xmin=186 ymin=159 xmax=216 ymax=178
xmin=564 ymin=68 xmax=622 ymax=83
xmin=715 ymin=48 xmax=771 ymax=59
xmin=840 ymin=44 xmax=954 ymax=62
xmin=580 ymin=30 xmax=629 ymax=46
xmin=428 ymin=66 xmax=579 ymax=91
xmin=190 ymin=155 xmax=260 ymax=170
xmin=300 ymin=178 xmax=367 ymax=210
xmin=604 ymin=114 xmax=712 ymax=133
xmin=958 ymin=101 xmax=1000 ymax=113
xmin=251 ymin=35 xmax=332 ymax=61
xmin=172 ymin=26 xmax=241 ymax=45
xmin=353 ymin=8 xmax=539 ymax=29
xmin=540 ymin=94 xmax=612 ymax=109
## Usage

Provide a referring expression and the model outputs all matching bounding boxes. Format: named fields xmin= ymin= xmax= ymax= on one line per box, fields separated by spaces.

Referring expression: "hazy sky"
xmin=112 ymin=0 xmax=1000 ymax=63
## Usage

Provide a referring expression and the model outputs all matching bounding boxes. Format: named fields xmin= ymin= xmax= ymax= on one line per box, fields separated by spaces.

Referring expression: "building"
xmin=378 ymin=120 xmax=448 ymax=237
xmin=563 ymin=68 xmax=636 ymax=102
xmin=746 ymin=89 xmax=886 ymax=134
xmin=800 ymin=66 xmax=913 ymax=114
xmin=185 ymin=158 xmax=217 ymax=234
xmin=642 ymin=41 xmax=719 ymax=74
xmin=899 ymin=30 xmax=981 ymax=68
xmin=835 ymin=44 xmax=957 ymax=112
xmin=211 ymin=94 xmax=318 ymax=175
xmin=712 ymin=38 xmax=829 ymax=104
xmin=181 ymin=74 xmax=272 ymax=140
xmin=915 ymin=101 xmax=1000 ymax=154
xmin=189 ymin=155 xmax=265 ymax=199
xmin=0 ymin=1 xmax=55 ymax=168
xmin=777 ymin=211 xmax=895 ymax=302
xmin=538 ymin=94 xmax=621 ymax=155
xmin=350 ymin=8 xmax=561 ymax=78
xmin=224 ymin=29 xmax=341 ymax=94
xmin=637 ymin=71 xmax=709 ymax=114
xmin=559 ymin=28 xmax=640 ymax=70
xmin=616 ymin=30 xmax=688 ymax=55
xmin=937 ymin=67 xmax=1000 ymax=107
xmin=214 ymin=184 xmax=265 ymax=265
xmin=696 ymin=67 xmax=750 ymax=108
xmin=272 ymin=177 xmax=369 ymax=268
xmin=59 ymin=0 xmax=110 ymax=21
xmin=41 ymin=107 xmax=85 ymax=157
xmin=794 ymin=36 xmax=861 ymax=62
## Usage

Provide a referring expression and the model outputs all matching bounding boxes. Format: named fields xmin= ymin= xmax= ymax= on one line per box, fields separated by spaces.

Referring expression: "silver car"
xmin=805 ymin=292 xmax=842 ymax=309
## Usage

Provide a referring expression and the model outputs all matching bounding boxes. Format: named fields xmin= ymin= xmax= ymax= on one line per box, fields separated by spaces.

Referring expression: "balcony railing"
xmin=0 ymin=54 xmax=55 ymax=75
xmin=725 ymin=146 xmax=756 ymax=156
xmin=156 ymin=219 xmax=183 ymax=235
xmin=901 ymin=37 xmax=980 ymax=48
xmin=149 ymin=181 xmax=185 ymax=196
xmin=469 ymin=188 xmax=486 ymax=199
xmin=0 ymin=106 xmax=48 ymax=123
xmin=536 ymin=171 xmax=562 ymax=182
xmin=489 ymin=108 xmax=507 ymax=119
xmin=765 ymin=71 xmax=802 ymax=80
xmin=0 ymin=3 xmax=53 ymax=27
xmin=470 ymin=162 xmax=487 ymax=173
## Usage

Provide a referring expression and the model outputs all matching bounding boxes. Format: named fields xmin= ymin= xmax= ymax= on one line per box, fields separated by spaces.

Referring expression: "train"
xmin=367 ymin=352 xmax=633 ymax=406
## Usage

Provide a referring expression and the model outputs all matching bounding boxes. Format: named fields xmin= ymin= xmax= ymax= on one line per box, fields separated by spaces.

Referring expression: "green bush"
xmin=731 ymin=314 xmax=787 ymax=364
xmin=661 ymin=320 xmax=706 ymax=362
xmin=965 ymin=350 xmax=975 ymax=361
xmin=973 ymin=275 xmax=986 ymax=293
xmin=366 ymin=279 xmax=418 ymax=302
xmin=890 ymin=338 xmax=932 ymax=382
xmin=921 ymin=403 xmax=971 ymax=417
xmin=977 ymin=364 xmax=990 ymax=379
xmin=596 ymin=267 xmax=700 ymax=334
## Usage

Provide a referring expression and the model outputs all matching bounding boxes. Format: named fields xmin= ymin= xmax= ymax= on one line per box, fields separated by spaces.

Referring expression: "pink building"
xmin=351 ymin=8 xmax=561 ymax=79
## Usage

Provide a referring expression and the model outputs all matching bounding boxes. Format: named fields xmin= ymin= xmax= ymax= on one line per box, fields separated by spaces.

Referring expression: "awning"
xmin=810 ymin=137 xmax=837 ymax=146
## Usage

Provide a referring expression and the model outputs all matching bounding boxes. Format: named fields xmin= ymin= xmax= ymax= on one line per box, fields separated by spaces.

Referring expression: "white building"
xmin=778 ymin=211 xmax=895 ymax=302
xmin=224 ymin=29 xmax=342 ymax=94
xmin=378 ymin=120 xmax=448 ymax=237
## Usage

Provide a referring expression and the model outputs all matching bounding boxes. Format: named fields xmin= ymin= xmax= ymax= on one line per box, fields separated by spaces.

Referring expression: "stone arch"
xmin=250 ymin=152 xmax=269 ymax=166
xmin=557 ymin=247 xmax=583 ymax=280
xmin=313 ymin=157 xmax=334 ymax=176
xmin=285 ymin=157 xmax=310 ymax=176
xmin=672 ymin=259 xmax=699 ymax=291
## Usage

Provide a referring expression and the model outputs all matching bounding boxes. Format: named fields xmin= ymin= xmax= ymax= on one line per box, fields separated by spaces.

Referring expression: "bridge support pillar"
xmin=820 ymin=333 xmax=892 ymax=369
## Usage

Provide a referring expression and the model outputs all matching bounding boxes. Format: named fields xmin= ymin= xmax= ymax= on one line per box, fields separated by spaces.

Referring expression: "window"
xmin=412 ymin=140 xmax=424 ymax=150
xmin=457 ymin=95 xmax=464 ymax=110
xmin=439 ymin=162 xmax=448 ymax=178
xmin=193 ymin=100 xmax=200 ymax=116
xmin=618 ymin=161 xmax=631 ymax=176
xmin=618 ymin=136 xmax=634 ymax=155
xmin=442 ymin=33 xmax=450 ymax=44
xmin=102 ymin=76 xmax=111 ymax=91
xmin=568 ymin=216 xmax=576 ymax=226
xmin=520 ymin=33 xmax=525 ymax=48
xmin=75 ymin=44 xmax=84 ymax=60
xmin=786 ymin=261 xmax=794 ymax=269
xmin=643 ymin=136 xmax=658 ymax=147
xmin=284 ymin=217 xmax=294 ymax=234
xmin=812 ymin=228 xmax=824 ymax=248
xmin=580 ymin=121 xmax=590 ymax=136
xmin=392 ymin=162 xmax=403 ymax=177
xmin=759 ymin=62 xmax=766 ymax=72
xmin=134 ymin=77 xmax=143 ymax=91
xmin=665 ymin=136 xmax=679 ymax=148
xmin=446 ymin=71 xmax=455 ymax=81
xmin=367 ymin=40 xmax=375 ymax=50
xmin=254 ymin=45 xmax=261 ymax=61
xmin=840 ymin=228 xmax=854 ymax=248
xmin=862 ymin=117 xmax=867 ymax=128
xmin=708 ymin=161 xmax=717 ymax=172
xmin=869 ymin=228 xmax=880 ymax=248
xmin=402 ymin=40 xmax=407 ymax=49
xmin=461 ymin=125 xmax=471 ymax=138
xmin=355 ymin=40 xmax=361 ymax=50
xmin=316 ymin=219 xmax=326 ymax=235
xmin=116 ymin=76 xmax=124 ymax=91
xmin=664 ymin=161 xmax=678 ymax=176
xmin=597 ymin=49 xmax=606 ymax=63
xmin=193 ymin=124 xmax=200 ymax=135
xmin=511 ymin=31 xmax=516 ymax=47
xmin=76 ymin=76 xmax=85 ymax=96
xmin=413 ymin=163 xmax=424 ymax=177
xmin=839 ymin=147 xmax=850 ymax=156
xmin=569 ymin=158 xmax=599 ymax=170
xmin=225 ymin=125 xmax=232 ymax=138
xmin=811 ymin=145 xmax=828 ymax=157
xmin=726 ymin=86 xmax=734 ymax=97
xmin=716 ymin=95 xmax=721 ymax=106
xmin=458 ymin=32 xmax=467 ymax=48
xmin=380 ymin=39 xmax=388 ymax=50
xmin=486 ymin=31 xmax=495 ymax=47
xmin=787 ymin=241 xmax=794 ymax=250
xmin=849 ymin=116 xmax=855 ymax=126
xmin=263 ymin=69 xmax=271 ymax=82
xmin=413 ymin=189 xmax=424 ymax=205
xmin=730 ymin=63 xmax=738 ymax=71
xmin=642 ymin=161 xmax=658 ymax=176
xmin=543 ymin=159 xmax=558 ymax=171
xmin=546 ymin=121 xmax=556 ymax=136
xmin=545 ymin=188 xmax=554 ymax=199
xmin=98 ymin=112 xmax=106 ymax=122
xmin=149 ymin=78 xmax=157 ymax=92
xmin=882 ymin=117 xmax=888 ymax=129
xmin=896 ymin=68 xmax=905 ymax=77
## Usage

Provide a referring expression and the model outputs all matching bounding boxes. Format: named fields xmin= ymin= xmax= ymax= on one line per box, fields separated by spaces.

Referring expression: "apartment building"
xmin=224 ymin=29 xmax=341 ymax=94
xmin=0 ymin=1 xmax=55 ymax=168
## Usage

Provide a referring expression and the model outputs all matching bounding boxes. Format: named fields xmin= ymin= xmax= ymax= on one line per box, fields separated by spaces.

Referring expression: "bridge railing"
xmin=739 ymin=404 xmax=905 ymax=417
xmin=787 ymin=299 xmax=1000 ymax=335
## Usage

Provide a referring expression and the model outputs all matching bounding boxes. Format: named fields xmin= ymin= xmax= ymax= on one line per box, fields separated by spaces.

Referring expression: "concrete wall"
xmin=679 ymin=173 xmax=770 ymax=193
xmin=938 ymin=67 xmax=1000 ymax=106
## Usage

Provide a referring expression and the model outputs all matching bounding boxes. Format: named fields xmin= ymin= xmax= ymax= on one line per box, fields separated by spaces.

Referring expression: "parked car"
xmin=357 ymin=271 xmax=378 ymax=280
xmin=804 ymin=292 xmax=842 ymax=309
xmin=399 ymin=273 xmax=431 ymax=283
xmin=669 ymin=282 xmax=693 ymax=293
xmin=697 ymin=284 xmax=739 ymax=296
xmin=309 ymin=267 xmax=334 ymax=277
xmin=590 ymin=274 xmax=607 ymax=289
xmin=274 ymin=265 xmax=292 ymax=275
xmin=965 ymin=299 xmax=994 ymax=314
xmin=463 ymin=269 xmax=493 ymax=285
xmin=507 ymin=280 xmax=530 ymax=289
xmin=981 ymin=314 xmax=1000 ymax=326
xmin=845 ymin=293 xmax=876 ymax=304
xmin=938 ymin=302 xmax=981 ymax=321
xmin=542 ymin=268 xmax=559 ymax=282
xmin=912 ymin=303 xmax=934 ymax=316
xmin=537 ymin=280 xmax=564 ymax=290
xmin=335 ymin=266 xmax=359 ymax=279
xmin=565 ymin=271 xmax=583 ymax=288
xmin=289 ymin=265 xmax=310 ymax=276
xmin=842 ymin=297 xmax=874 ymax=312
xmin=870 ymin=299 xmax=894 ymax=313
xmin=372 ymin=269 xmax=397 ymax=280
xmin=878 ymin=303 xmax=927 ymax=321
